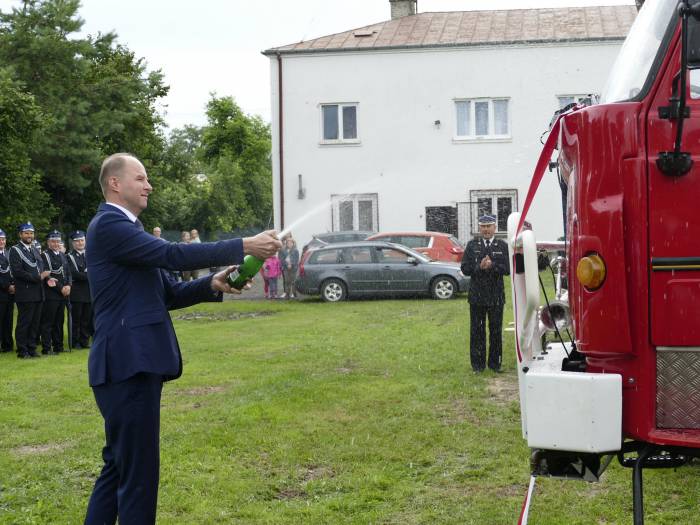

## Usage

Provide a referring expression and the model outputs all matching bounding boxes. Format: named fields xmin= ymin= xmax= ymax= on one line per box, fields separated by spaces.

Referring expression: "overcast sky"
xmin=0 ymin=0 xmax=635 ymax=130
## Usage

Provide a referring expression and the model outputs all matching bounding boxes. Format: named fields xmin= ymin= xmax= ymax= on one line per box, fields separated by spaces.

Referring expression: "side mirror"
xmin=688 ymin=11 xmax=700 ymax=67
xmin=406 ymin=257 xmax=418 ymax=265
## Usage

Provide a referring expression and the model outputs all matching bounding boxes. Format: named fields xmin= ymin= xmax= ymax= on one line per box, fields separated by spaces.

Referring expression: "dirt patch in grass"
xmin=435 ymin=398 xmax=482 ymax=426
xmin=174 ymin=311 xmax=275 ymax=321
xmin=487 ymin=375 xmax=519 ymax=405
xmin=300 ymin=464 xmax=335 ymax=482
xmin=486 ymin=483 xmax=526 ymax=498
xmin=275 ymin=487 xmax=307 ymax=500
xmin=178 ymin=385 xmax=227 ymax=396
xmin=336 ymin=359 xmax=359 ymax=375
xmin=14 ymin=442 xmax=69 ymax=456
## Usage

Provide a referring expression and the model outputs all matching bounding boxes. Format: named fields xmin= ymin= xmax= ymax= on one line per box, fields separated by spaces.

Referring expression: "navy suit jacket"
xmin=86 ymin=203 xmax=244 ymax=387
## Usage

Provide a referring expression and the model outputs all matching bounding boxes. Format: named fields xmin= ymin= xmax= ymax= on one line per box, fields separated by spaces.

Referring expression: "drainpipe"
xmin=276 ymin=52 xmax=285 ymax=230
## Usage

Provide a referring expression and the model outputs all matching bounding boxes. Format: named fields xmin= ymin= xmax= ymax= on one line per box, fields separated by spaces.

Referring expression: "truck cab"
xmin=508 ymin=1 xmax=700 ymax=521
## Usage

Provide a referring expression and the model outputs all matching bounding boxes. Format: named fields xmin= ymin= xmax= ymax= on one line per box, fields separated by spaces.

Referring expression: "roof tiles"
xmin=264 ymin=5 xmax=637 ymax=55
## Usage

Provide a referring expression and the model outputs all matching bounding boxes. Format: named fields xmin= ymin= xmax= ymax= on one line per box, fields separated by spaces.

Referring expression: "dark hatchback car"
xmin=302 ymin=231 xmax=375 ymax=254
xmin=295 ymin=241 xmax=469 ymax=302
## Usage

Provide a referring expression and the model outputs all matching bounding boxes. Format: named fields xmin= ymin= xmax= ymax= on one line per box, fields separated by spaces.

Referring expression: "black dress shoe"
xmin=28 ymin=351 xmax=41 ymax=358
xmin=489 ymin=368 xmax=503 ymax=373
xmin=17 ymin=352 xmax=31 ymax=359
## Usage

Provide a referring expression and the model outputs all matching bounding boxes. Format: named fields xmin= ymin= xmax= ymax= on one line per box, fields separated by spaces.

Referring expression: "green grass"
xmin=1 ymin=288 xmax=699 ymax=524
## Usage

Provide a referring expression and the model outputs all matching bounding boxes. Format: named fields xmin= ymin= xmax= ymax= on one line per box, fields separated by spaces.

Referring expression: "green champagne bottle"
xmin=227 ymin=255 xmax=264 ymax=290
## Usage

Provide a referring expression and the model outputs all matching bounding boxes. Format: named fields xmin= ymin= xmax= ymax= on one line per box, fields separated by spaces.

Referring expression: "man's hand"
xmin=210 ymin=266 xmax=252 ymax=294
xmin=61 ymin=285 xmax=71 ymax=297
xmin=40 ymin=270 xmax=50 ymax=279
xmin=242 ymin=230 xmax=282 ymax=260
xmin=8 ymin=285 xmax=15 ymax=294
xmin=479 ymin=256 xmax=493 ymax=270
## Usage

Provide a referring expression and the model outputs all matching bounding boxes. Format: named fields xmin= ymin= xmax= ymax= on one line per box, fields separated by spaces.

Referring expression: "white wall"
xmin=270 ymin=41 xmax=622 ymax=247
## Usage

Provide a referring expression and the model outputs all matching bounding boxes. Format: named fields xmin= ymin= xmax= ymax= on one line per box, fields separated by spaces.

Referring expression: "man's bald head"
xmin=98 ymin=153 xmax=153 ymax=216
xmin=99 ymin=153 xmax=140 ymax=196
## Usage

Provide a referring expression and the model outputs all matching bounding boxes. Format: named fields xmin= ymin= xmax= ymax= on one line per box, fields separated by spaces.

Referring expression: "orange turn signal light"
xmin=576 ymin=254 xmax=606 ymax=290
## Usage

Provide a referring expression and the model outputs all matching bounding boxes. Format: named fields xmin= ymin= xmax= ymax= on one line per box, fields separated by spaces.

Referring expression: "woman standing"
xmin=279 ymin=237 xmax=299 ymax=299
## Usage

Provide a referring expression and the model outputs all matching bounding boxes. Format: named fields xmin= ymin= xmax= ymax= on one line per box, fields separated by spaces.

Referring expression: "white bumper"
xmin=524 ymin=344 xmax=622 ymax=453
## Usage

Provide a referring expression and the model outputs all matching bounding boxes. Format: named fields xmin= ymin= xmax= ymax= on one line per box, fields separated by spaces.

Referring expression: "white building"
xmin=263 ymin=1 xmax=636 ymax=246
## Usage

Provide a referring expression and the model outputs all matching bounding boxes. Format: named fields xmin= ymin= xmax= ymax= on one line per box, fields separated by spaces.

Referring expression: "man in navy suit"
xmin=84 ymin=153 xmax=281 ymax=525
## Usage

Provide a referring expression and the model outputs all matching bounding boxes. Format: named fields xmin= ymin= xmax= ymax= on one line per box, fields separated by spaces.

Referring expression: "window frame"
xmin=331 ymin=193 xmax=378 ymax=232
xmin=469 ymin=189 xmax=518 ymax=235
xmin=319 ymin=102 xmax=360 ymax=145
xmin=453 ymin=97 xmax=511 ymax=142
xmin=556 ymin=94 xmax=598 ymax=109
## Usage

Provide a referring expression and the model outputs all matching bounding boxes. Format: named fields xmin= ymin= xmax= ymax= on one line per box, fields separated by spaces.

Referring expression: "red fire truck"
xmin=508 ymin=1 xmax=700 ymax=523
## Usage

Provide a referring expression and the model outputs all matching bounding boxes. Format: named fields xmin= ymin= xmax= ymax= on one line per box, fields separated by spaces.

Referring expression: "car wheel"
xmin=431 ymin=276 xmax=456 ymax=300
xmin=321 ymin=278 xmax=347 ymax=302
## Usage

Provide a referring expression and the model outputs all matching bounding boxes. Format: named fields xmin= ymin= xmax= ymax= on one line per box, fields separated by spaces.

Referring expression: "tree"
xmin=199 ymin=95 xmax=273 ymax=232
xmin=0 ymin=0 xmax=168 ymax=232
xmin=140 ymin=126 xmax=203 ymax=232
xmin=0 ymin=67 xmax=54 ymax=238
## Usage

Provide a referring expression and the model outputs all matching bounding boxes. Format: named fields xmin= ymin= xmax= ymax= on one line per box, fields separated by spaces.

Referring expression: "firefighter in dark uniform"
xmin=460 ymin=215 xmax=511 ymax=372
xmin=0 ymin=228 xmax=16 ymax=353
xmin=39 ymin=230 xmax=72 ymax=355
xmin=9 ymin=222 xmax=48 ymax=358
xmin=68 ymin=230 xmax=91 ymax=348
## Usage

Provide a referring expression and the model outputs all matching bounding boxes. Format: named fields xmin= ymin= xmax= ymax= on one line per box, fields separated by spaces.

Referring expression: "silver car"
xmin=295 ymin=241 xmax=469 ymax=302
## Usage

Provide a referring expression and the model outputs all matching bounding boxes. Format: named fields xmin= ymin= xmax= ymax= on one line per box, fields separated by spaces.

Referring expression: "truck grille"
xmin=657 ymin=347 xmax=700 ymax=429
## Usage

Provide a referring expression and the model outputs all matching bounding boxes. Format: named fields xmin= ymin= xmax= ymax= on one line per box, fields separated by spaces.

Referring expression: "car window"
xmin=448 ymin=236 xmax=464 ymax=249
xmin=347 ymin=246 xmax=373 ymax=264
xmin=399 ymin=236 xmax=428 ymax=249
xmin=311 ymin=248 xmax=343 ymax=264
xmin=377 ymin=247 xmax=410 ymax=263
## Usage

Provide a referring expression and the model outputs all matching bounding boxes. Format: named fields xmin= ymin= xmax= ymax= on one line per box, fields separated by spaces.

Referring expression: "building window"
xmin=557 ymin=94 xmax=598 ymax=108
xmin=321 ymin=103 xmax=359 ymax=143
xmin=425 ymin=206 xmax=458 ymax=236
xmin=331 ymin=193 xmax=377 ymax=231
xmin=469 ymin=189 xmax=518 ymax=234
xmin=454 ymin=98 xmax=510 ymax=140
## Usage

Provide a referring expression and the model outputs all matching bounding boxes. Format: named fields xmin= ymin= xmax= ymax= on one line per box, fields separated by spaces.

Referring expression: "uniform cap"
xmin=47 ymin=230 xmax=62 ymax=240
xmin=18 ymin=222 xmax=35 ymax=233
xmin=0 ymin=229 xmax=6 ymax=238
xmin=478 ymin=214 xmax=497 ymax=225
xmin=70 ymin=230 xmax=86 ymax=241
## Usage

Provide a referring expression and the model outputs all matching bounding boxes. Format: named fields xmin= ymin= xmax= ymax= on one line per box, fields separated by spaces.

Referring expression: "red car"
xmin=366 ymin=231 xmax=464 ymax=263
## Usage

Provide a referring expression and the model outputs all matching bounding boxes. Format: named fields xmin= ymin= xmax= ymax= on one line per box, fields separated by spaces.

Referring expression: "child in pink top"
xmin=262 ymin=255 xmax=282 ymax=298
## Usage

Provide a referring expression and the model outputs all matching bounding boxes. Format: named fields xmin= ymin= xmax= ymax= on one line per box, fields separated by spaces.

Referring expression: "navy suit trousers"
xmin=15 ymin=301 xmax=42 ymax=355
xmin=0 ymin=301 xmax=13 ymax=351
xmin=469 ymin=303 xmax=504 ymax=371
xmin=84 ymin=373 xmax=163 ymax=525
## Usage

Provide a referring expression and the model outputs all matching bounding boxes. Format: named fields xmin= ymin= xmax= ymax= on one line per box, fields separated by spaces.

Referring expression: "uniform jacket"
xmin=68 ymin=250 xmax=91 ymax=303
xmin=86 ymin=203 xmax=245 ymax=387
xmin=0 ymin=250 xmax=14 ymax=303
xmin=460 ymin=237 xmax=510 ymax=305
xmin=9 ymin=243 xmax=44 ymax=302
xmin=42 ymin=250 xmax=72 ymax=302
